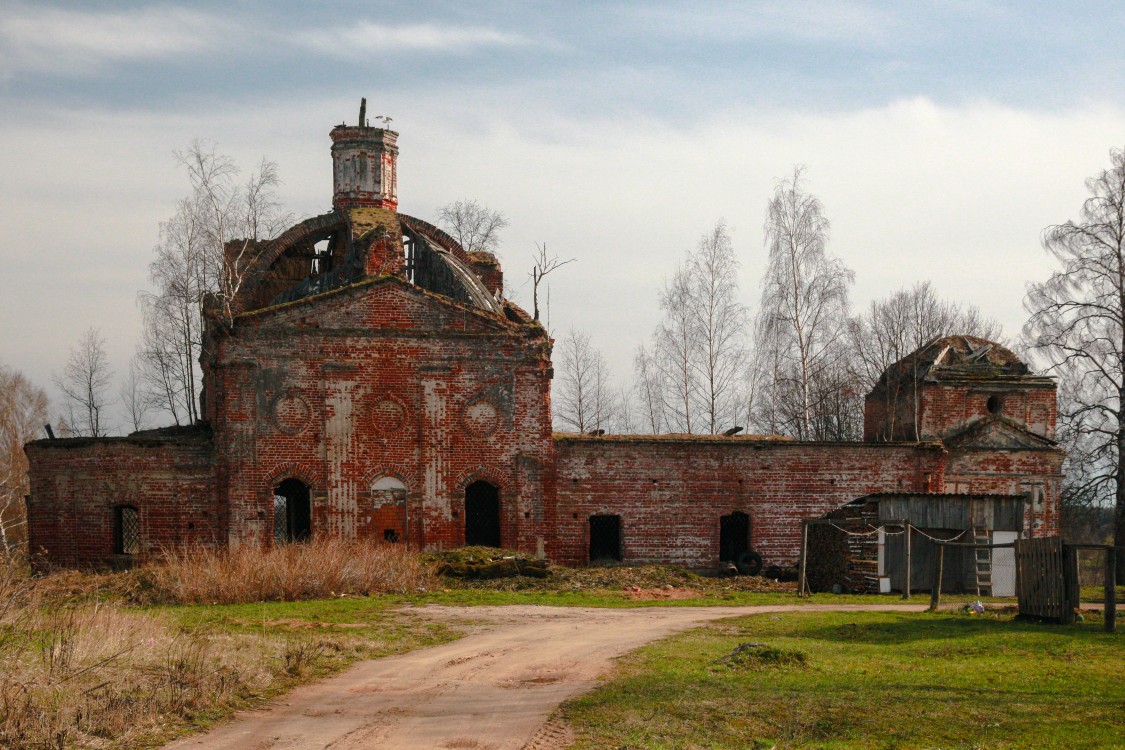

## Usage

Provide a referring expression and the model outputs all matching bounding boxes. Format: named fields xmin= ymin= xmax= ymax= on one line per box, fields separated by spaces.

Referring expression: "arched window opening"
xmin=113 ymin=505 xmax=140 ymax=555
xmin=372 ymin=476 xmax=408 ymax=544
xmin=464 ymin=480 xmax=501 ymax=547
xmin=719 ymin=511 xmax=750 ymax=562
xmin=274 ymin=478 xmax=312 ymax=543
xmin=589 ymin=514 xmax=622 ymax=562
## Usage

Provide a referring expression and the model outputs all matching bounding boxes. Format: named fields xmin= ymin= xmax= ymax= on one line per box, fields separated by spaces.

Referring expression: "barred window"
xmin=113 ymin=506 xmax=140 ymax=555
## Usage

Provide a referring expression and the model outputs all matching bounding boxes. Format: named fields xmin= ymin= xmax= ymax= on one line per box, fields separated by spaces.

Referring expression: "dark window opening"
xmin=274 ymin=478 xmax=312 ymax=544
xmin=383 ymin=529 xmax=399 ymax=543
xmin=719 ymin=511 xmax=750 ymax=562
xmin=465 ymin=480 xmax=501 ymax=547
xmin=589 ymin=514 xmax=622 ymax=562
xmin=987 ymin=395 xmax=1004 ymax=414
xmin=113 ymin=505 xmax=140 ymax=555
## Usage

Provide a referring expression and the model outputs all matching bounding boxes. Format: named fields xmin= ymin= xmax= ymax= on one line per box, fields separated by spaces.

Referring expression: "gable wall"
xmin=944 ymin=448 xmax=1063 ymax=536
xmin=920 ymin=383 xmax=1057 ymax=441
xmin=207 ymin=281 xmax=555 ymax=553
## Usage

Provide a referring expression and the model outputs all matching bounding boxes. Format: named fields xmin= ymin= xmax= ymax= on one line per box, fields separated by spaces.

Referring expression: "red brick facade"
xmin=24 ymin=120 xmax=1064 ymax=570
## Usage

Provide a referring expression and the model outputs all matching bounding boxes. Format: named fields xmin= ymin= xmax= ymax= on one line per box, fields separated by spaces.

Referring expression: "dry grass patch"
xmin=0 ymin=541 xmax=454 ymax=749
xmin=140 ymin=537 xmax=437 ymax=604
xmin=0 ymin=559 xmax=303 ymax=749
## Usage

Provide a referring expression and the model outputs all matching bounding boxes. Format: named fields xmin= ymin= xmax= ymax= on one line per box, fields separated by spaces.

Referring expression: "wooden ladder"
xmin=973 ymin=528 xmax=993 ymax=597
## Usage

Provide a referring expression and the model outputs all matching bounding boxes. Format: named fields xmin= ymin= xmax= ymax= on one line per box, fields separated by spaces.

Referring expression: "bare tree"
xmin=554 ymin=329 xmax=617 ymax=433
xmin=1055 ymin=369 xmax=1116 ymax=542
xmin=616 ymin=385 xmax=637 ymax=434
xmin=179 ymin=143 xmax=291 ymax=324
xmin=687 ymin=221 xmax=748 ymax=434
xmin=437 ymin=200 xmax=509 ymax=256
xmin=138 ymin=195 xmax=209 ymax=424
xmin=852 ymin=281 xmax=1003 ymax=440
xmin=119 ymin=358 xmax=152 ymax=433
xmin=633 ymin=343 xmax=666 ymax=434
xmin=138 ymin=142 xmax=290 ymax=425
xmin=636 ymin=222 xmax=749 ymax=434
xmin=754 ymin=167 xmax=855 ymax=440
xmin=1024 ymin=147 xmax=1125 ymax=575
xmin=0 ymin=364 xmax=48 ymax=555
xmin=653 ymin=266 xmax=698 ymax=433
xmin=529 ymin=243 xmax=575 ymax=322
xmin=54 ymin=328 xmax=113 ymax=438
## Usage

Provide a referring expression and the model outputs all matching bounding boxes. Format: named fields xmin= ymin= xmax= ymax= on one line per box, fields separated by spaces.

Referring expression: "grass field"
xmin=559 ymin=609 xmax=1125 ymax=749
xmin=4 ymin=543 xmax=1121 ymax=749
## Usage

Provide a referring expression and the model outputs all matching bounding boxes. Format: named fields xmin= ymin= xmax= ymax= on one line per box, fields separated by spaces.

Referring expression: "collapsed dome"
xmin=225 ymin=111 xmax=509 ymax=318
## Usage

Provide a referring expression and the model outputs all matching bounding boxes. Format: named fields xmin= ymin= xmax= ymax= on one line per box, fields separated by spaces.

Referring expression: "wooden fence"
xmin=926 ymin=536 xmax=1117 ymax=632
xmin=1015 ymin=537 xmax=1078 ymax=624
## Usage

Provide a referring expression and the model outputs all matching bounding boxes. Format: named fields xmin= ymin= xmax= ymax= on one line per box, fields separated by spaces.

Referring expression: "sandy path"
xmin=166 ymin=603 xmax=926 ymax=750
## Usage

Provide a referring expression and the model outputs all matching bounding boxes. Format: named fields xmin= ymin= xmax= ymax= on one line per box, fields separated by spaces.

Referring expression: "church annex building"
xmin=25 ymin=112 xmax=1064 ymax=573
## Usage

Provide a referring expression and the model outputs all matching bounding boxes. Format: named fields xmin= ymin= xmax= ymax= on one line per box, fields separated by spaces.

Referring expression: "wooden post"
xmin=903 ymin=522 xmax=912 ymax=600
xmin=1063 ymin=544 xmax=1079 ymax=625
xmin=929 ymin=543 xmax=945 ymax=612
xmin=1106 ymin=547 xmax=1117 ymax=634
xmin=798 ymin=520 xmax=809 ymax=598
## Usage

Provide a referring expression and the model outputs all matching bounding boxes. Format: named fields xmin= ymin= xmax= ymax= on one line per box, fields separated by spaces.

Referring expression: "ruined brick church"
xmin=25 ymin=111 xmax=1064 ymax=571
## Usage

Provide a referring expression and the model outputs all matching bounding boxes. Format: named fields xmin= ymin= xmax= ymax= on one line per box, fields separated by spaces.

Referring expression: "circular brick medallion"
xmin=273 ymin=392 xmax=310 ymax=434
xmin=463 ymin=399 xmax=499 ymax=437
xmin=372 ymin=398 xmax=406 ymax=433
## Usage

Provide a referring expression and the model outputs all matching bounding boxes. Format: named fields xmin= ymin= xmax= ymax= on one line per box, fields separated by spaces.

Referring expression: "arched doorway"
xmin=719 ymin=511 xmax=750 ymax=563
xmin=464 ymin=480 xmax=501 ymax=547
xmin=274 ymin=478 xmax=312 ymax=543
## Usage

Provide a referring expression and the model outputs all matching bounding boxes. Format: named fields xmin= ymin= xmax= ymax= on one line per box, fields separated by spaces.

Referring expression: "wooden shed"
xmin=806 ymin=492 xmax=1028 ymax=595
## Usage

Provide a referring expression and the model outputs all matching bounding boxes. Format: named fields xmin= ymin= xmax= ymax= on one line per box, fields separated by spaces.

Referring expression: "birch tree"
xmin=54 ymin=328 xmax=113 ymax=438
xmin=755 ymin=167 xmax=854 ymax=440
xmin=1024 ymin=147 xmax=1125 ymax=575
xmin=554 ymin=329 xmax=617 ymax=433
xmin=139 ymin=142 xmax=290 ymax=424
xmin=689 ymin=221 xmax=749 ymax=434
xmin=653 ymin=266 xmax=698 ymax=433
xmin=633 ymin=343 xmax=666 ymax=434
xmin=0 ymin=365 xmax=48 ymax=555
xmin=639 ymin=222 xmax=748 ymax=434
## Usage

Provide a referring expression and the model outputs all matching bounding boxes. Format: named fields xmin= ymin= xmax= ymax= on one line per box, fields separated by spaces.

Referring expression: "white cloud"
xmin=2 ymin=94 xmax=1123 ymax=428
xmin=620 ymin=1 xmax=893 ymax=45
xmin=0 ymin=4 xmax=222 ymax=79
xmin=294 ymin=22 xmax=529 ymax=58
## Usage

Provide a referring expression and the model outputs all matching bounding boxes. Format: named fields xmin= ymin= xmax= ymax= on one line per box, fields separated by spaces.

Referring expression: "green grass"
xmin=400 ymin=586 xmax=1007 ymax=609
xmin=162 ymin=594 xmax=461 ymax=670
xmin=559 ymin=610 xmax=1125 ymax=749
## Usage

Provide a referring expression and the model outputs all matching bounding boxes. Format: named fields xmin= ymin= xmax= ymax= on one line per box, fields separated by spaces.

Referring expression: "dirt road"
xmin=165 ymin=603 xmax=926 ymax=750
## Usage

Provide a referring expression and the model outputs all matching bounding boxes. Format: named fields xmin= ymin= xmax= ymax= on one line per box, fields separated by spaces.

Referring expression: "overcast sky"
xmin=2 ymin=1 xmax=1124 ymax=432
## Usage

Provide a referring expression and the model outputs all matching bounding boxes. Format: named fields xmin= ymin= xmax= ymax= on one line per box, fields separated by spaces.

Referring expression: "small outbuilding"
xmin=805 ymin=492 xmax=1029 ymax=595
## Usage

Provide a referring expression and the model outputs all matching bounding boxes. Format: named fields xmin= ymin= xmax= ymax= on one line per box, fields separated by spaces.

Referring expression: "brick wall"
xmin=552 ymin=434 xmax=1063 ymax=569
xmin=25 ymin=430 xmax=217 ymax=568
xmin=552 ymin=437 xmax=944 ymax=568
xmin=206 ymin=275 xmax=555 ymax=554
xmin=920 ymin=382 xmax=1057 ymax=441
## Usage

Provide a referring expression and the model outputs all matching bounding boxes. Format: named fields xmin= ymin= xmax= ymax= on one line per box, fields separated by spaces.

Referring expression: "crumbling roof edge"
xmin=553 ymin=433 xmax=946 ymax=449
xmin=857 ymin=491 xmax=1029 ymax=501
xmin=231 ymin=273 xmax=545 ymax=338
xmin=25 ymin=424 xmax=213 ymax=450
